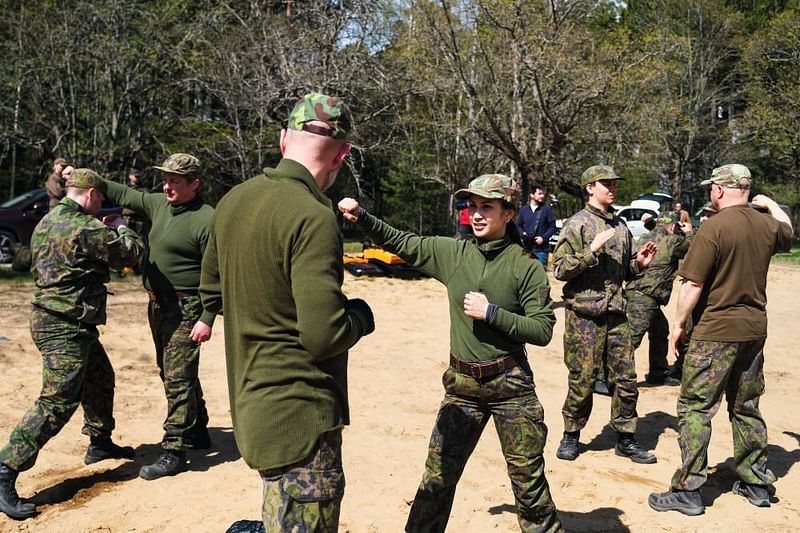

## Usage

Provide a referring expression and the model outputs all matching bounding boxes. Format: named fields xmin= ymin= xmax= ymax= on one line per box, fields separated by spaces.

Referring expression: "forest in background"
xmin=1 ymin=0 xmax=798 ymax=234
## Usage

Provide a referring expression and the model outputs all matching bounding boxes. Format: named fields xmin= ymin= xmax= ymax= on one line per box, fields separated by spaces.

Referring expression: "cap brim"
xmin=700 ymin=178 xmax=713 ymax=186
xmin=453 ymin=189 xmax=503 ymax=201
xmin=152 ymin=166 xmax=191 ymax=175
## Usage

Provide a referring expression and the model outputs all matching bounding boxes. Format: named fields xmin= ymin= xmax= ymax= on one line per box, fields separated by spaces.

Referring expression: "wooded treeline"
xmin=1 ymin=0 xmax=798 ymax=234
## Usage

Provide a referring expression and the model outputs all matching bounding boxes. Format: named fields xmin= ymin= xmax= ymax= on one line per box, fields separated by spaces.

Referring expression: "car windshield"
xmin=0 ymin=189 xmax=44 ymax=208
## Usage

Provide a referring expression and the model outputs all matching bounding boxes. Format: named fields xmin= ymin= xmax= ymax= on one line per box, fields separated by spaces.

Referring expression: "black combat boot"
xmin=139 ymin=450 xmax=186 ymax=480
xmin=226 ymin=520 xmax=266 ymax=533
xmin=0 ymin=463 xmax=36 ymax=520
xmin=556 ymin=431 xmax=580 ymax=461
xmin=191 ymin=427 xmax=212 ymax=450
xmin=733 ymin=480 xmax=772 ymax=508
xmin=615 ymin=433 xmax=657 ymax=464
xmin=84 ymin=437 xmax=136 ymax=465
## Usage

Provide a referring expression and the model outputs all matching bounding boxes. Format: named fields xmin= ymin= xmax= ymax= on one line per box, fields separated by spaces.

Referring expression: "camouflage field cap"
xmin=700 ymin=164 xmax=751 ymax=188
xmin=287 ymin=93 xmax=351 ymax=139
xmin=580 ymin=165 xmax=623 ymax=186
xmin=65 ymin=168 xmax=107 ymax=194
xmin=700 ymin=201 xmax=717 ymax=213
xmin=153 ymin=153 xmax=201 ymax=177
xmin=453 ymin=174 xmax=520 ymax=204
xmin=657 ymin=212 xmax=677 ymax=225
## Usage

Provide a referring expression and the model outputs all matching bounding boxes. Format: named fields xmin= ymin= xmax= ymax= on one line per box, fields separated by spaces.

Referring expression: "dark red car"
xmin=0 ymin=189 xmax=122 ymax=263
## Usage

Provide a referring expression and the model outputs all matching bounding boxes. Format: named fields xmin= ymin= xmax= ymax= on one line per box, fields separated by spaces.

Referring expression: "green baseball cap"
xmin=153 ymin=153 xmax=201 ymax=177
xmin=657 ymin=212 xmax=677 ymax=225
xmin=580 ymin=165 xmax=623 ymax=187
xmin=453 ymin=174 xmax=520 ymax=204
xmin=287 ymin=93 xmax=351 ymax=139
xmin=700 ymin=201 xmax=717 ymax=214
xmin=65 ymin=168 xmax=107 ymax=194
xmin=700 ymin=164 xmax=751 ymax=188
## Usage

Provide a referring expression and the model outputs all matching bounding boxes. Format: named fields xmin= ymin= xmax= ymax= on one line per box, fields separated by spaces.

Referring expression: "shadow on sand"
xmin=30 ymin=426 xmax=239 ymax=507
xmin=702 ymin=430 xmax=800 ymax=508
xmin=488 ymin=503 xmax=630 ymax=532
xmin=582 ymin=410 xmax=677 ymax=454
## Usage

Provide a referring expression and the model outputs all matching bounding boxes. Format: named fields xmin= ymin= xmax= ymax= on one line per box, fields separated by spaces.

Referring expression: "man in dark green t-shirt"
xmin=200 ymin=93 xmax=374 ymax=532
xmin=649 ymin=164 xmax=793 ymax=517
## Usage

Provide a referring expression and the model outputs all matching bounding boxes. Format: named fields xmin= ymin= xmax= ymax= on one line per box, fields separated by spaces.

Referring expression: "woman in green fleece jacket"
xmin=338 ymin=174 xmax=563 ymax=533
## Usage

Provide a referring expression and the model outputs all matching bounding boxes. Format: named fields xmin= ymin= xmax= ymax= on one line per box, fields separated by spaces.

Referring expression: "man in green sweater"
xmin=103 ymin=153 xmax=216 ymax=480
xmin=200 ymin=93 xmax=374 ymax=532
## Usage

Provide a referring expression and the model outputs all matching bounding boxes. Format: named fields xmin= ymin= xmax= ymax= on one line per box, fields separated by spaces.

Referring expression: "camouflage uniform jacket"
xmin=30 ymin=197 xmax=144 ymax=324
xmin=626 ymin=227 xmax=693 ymax=305
xmin=553 ymin=203 xmax=640 ymax=316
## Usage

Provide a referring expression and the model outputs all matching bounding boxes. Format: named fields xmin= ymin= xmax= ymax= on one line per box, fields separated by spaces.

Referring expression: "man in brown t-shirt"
xmin=649 ymin=164 xmax=793 ymax=517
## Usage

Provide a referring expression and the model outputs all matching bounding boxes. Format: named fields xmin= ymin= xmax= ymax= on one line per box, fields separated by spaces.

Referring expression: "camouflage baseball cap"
xmin=580 ymin=165 xmax=623 ymax=186
xmin=700 ymin=201 xmax=717 ymax=213
xmin=453 ymin=174 xmax=520 ymax=204
xmin=700 ymin=164 xmax=751 ymax=188
xmin=65 ymin=168 xmax=107 ymax=194
xmin=287 ymin=93 xmax=351 ymax=139
xmin=657 ymin=212 xmax=677 ymax=224
xmin=153 ymin=153 xmax=201 ymax=177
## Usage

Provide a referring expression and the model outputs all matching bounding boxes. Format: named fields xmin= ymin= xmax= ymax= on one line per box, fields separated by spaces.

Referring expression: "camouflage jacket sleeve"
xmin=552 ymin=211 xmax=600 ymax=281
xmin=553 ymin=207 xmax=633 ymax=316
xmin=104 ymin=226 xmax=145 ymax=271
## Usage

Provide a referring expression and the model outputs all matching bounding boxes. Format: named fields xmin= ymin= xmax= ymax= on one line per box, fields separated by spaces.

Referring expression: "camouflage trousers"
xmin=148 ymin=292 xmax=208 ymax=451
xmin=0 ymin=307 xmax=116 ymax=471
xmin=626 ymin=291 xmax=670 ymax=375
xmin=260 ymin=429 xmax=344 ymax=533
xmin=671 ymin=339 xmax=776 ymax=491
xmin=406 ymin=365 xmax=562 ymax=533
xmin=562 ymin=309 xmax=638 ymax=434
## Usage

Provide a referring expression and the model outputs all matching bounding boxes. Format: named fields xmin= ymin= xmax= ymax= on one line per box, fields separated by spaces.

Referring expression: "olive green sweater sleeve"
xmin=357 ymin=212 xmax=460 ymax=282
xmin=292 ymin=208 xmax=371 ymax=359
xmin=487 ymin=258 xmax=554 ymax=347
xmin=104 ymin=180 xmax=163 ymax=218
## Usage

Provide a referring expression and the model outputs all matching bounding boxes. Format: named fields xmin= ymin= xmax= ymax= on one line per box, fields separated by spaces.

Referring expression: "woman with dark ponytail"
xmin=339 ymin=174 xmax=563 ymax=532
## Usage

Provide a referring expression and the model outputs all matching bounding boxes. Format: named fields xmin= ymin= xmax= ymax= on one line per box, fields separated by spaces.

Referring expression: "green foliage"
xmin=0 ymin=0 xmax=798 ymax=236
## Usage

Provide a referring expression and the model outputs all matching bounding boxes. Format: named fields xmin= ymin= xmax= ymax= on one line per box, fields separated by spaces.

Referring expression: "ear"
xmin=279 ymin=129 xmax=288 ymax=155
xmin=190 ymin=178 xmax=201 ymax=193
xmin=332 ymin=142 xmax=352 ymax=170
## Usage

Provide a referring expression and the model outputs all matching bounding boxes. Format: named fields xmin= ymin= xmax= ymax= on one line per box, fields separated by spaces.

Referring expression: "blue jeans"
xmin=534 ymin=251 xmax=549 ymax=267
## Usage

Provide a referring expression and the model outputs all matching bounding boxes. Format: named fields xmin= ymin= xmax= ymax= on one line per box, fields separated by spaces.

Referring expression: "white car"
xmin=616 ymin=205 xmax=658 ymax=241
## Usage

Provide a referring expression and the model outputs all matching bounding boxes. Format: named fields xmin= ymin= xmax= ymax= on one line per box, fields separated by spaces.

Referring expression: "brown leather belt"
xmin=449 ymin=350 xmax=524 ymax=380
xmin=147 ymin=290 xmax=198 ymax=302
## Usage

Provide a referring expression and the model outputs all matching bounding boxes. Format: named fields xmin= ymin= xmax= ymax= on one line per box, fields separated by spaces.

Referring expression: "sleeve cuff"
xmin=200 ymin=310 xmax=216 ymax=325
xmin=485 ymin=303 xmax=499 ymax=323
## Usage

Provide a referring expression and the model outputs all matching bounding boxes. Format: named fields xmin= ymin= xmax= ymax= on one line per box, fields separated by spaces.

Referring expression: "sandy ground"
xmin=0 ymin=263 xmax=798 ymax=533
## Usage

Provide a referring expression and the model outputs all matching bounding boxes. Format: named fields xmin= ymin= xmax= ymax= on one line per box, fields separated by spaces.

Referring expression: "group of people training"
xmin=0 ymin=153 xmax=217 ymax=520
xmin=0 ymin=92 xmax=793 ymax=533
